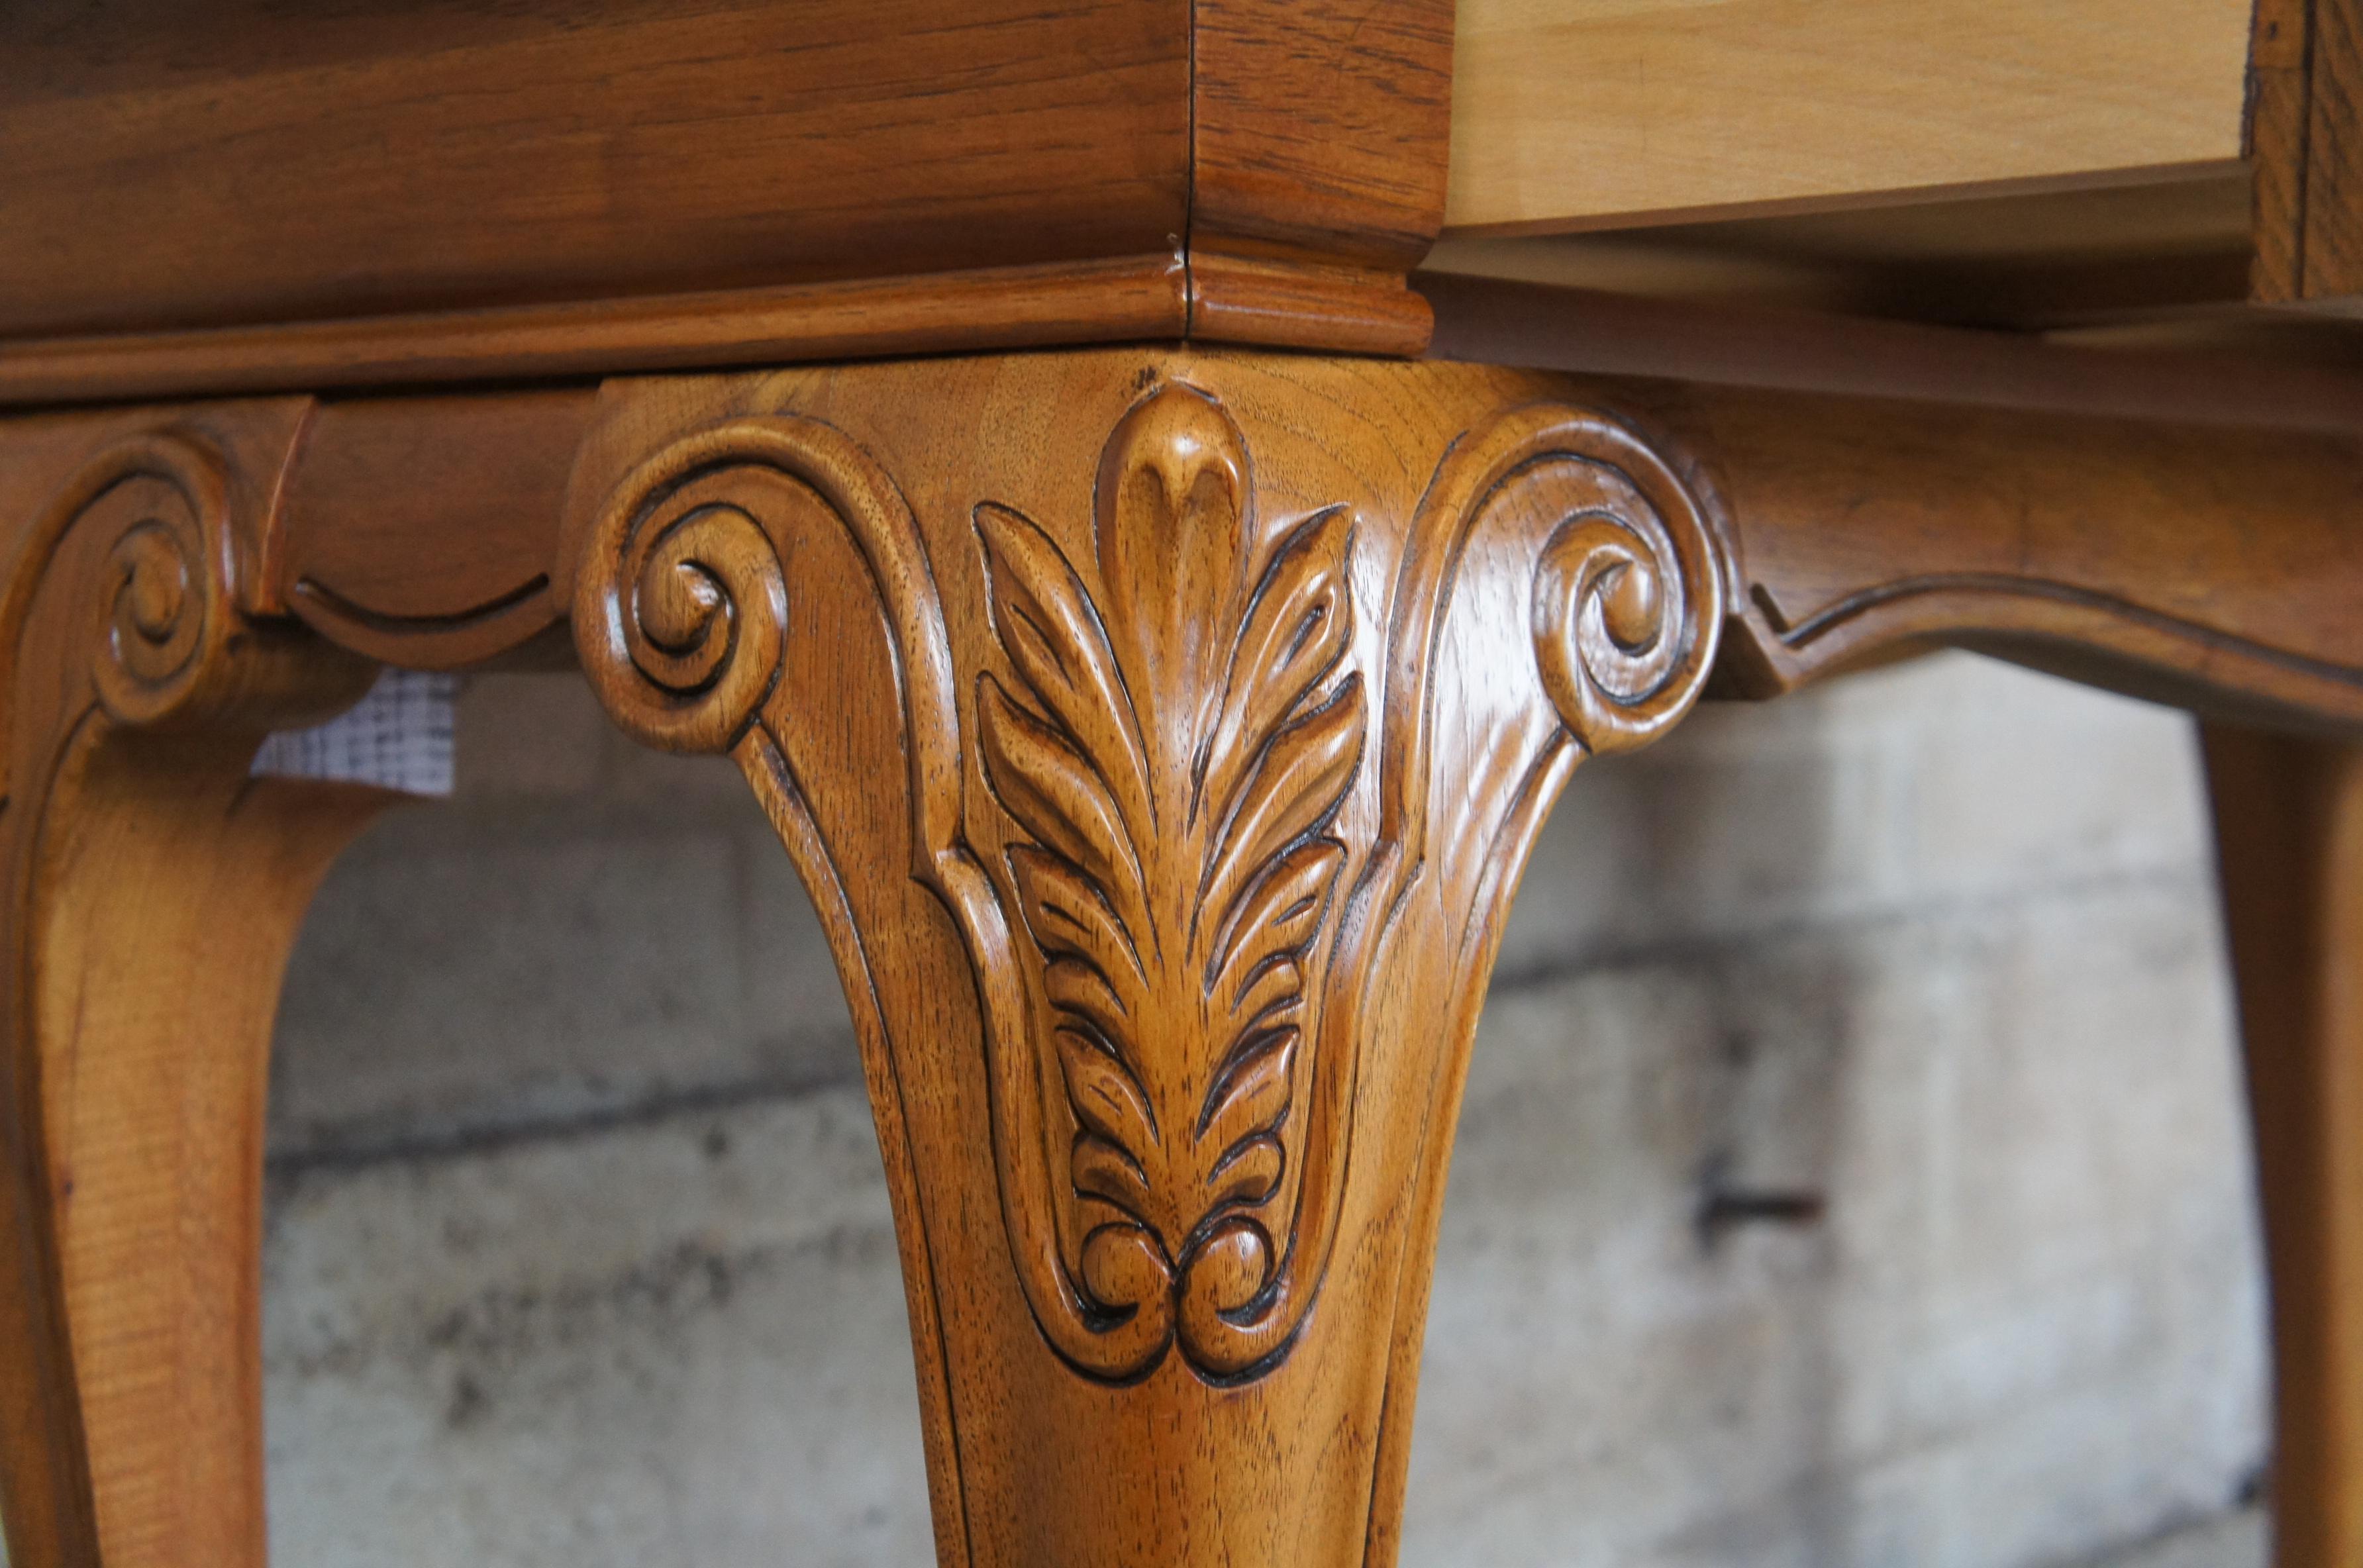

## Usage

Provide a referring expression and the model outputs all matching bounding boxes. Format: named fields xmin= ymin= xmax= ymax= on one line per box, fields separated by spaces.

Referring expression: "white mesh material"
xmin=250 ymin=669 xmax=458 ymax=797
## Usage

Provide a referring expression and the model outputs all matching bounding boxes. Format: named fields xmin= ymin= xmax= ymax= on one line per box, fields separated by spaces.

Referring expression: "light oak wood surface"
xmin=1445 ymin=0 xmax=2254 ymax=234
xmin=1423 ymin=173 xmax=2261 ymax=328
xmin=1431 ymin=0 xmax=2363 ymax=334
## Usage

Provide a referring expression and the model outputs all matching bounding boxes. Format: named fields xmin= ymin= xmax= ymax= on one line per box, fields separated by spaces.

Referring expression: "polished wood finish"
xmin=2252 ymin=0 xmax=2317 ymax=303
xmin=0 ymin=409 xmax=384 ymax=1567
xmin=10 ymin=3 xmax=2363 ymax=1559
xmin=1425 ymin=173 xmax=2262 ymax=330
xmin=1420 ymin=272 xmax=2363 ymax=430
xmin=21 ymin=773 xmax=391 ymax=1568
xmin=2206 ymin=728 xmax=2363 ymax=1568
xmin=1192 ymin=0 xmax=1452 ymax=275
xmin=0 ymin=259 xmax=1193 ymax=412
xmin=207 ymin=283 xmax=2363 ymax=720
xmin=276 ymin=391 xmax=597 ymax=669
xmin=0 ymin=0 xmax=1450 ymax=405
xmin=1445 ymin=0 xmax=2252 ymax=235
xmin=559 ymin=350 xmax=1722 ymax=1566
xmin=0 ymin=0 xmax=1191 ymax=339
xmin=0 ymin=313 xmax=2359 ymax=1559
xmin=1693 ymin=386 xmax=2363 ymax=728
xmin=1425 ymin=277 xmax=2363 ymax=730
xmin=2306 ymin=0 xmax=2363 ymax=304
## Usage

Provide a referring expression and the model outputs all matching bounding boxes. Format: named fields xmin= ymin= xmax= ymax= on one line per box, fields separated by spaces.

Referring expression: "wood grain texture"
xmin=7 ymin=326 xmax=2361 ymax=1561
xmin=1423 ymin=276 xmax=2363 ymax=732
xmin=0 ymin=258 xmax=1192 ymax=411
xmin=0 ymin=0 xmax=1192 ymax=340
xmin=0 ymin=409 xmax=383 ymax=1568
xmin=1420 ymin=272 xmax=2363 ymax=434
xmin=1187 ymin=253 xmax=1436 ymax=354
xmin=1691 ymin=383 xmax=2363 ymax=728
xmin=2250 ymin=0 xmax=2317 ymax=302
xmin=2205 ymin=728 xmax=2363 ymax=1568
xmin=1190 ymin=0 xmax=1452 ymax=271
xmin=2242 ymin=0 xmax=2363 ymax=311
xmin=1427 ymin=172 xmax=2262 ymax=331
xmin=1445 ymin=0 xmax=2254 ymax=235
xmin=0 ymin=0 xmax=1452 ymax=403
xmin=276 ymin=391 xmax=596 ymax=669
xmin=559 ymin=349 xmax=1725 ymax=1566
xmin=2299 ymin=0 xmax=2363 ymax=307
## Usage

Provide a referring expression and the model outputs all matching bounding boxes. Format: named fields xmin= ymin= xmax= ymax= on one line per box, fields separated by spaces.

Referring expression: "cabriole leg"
xmin=0 ymin=427 xmax=382 ymax=1567
xmin=2207 ymin=726 xmax=2363 ymax=1568
xmin=564 ymin=349 xmax=1728 ymax=1566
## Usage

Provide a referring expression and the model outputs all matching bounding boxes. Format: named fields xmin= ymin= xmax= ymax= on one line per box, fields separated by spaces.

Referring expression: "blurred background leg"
xmin=2207 ymin=726 xmax=2363 ymax=1568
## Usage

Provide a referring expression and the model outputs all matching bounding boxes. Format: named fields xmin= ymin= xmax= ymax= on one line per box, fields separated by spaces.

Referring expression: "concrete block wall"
xmin=259 ymin=651 xmax=2268 ymax=1567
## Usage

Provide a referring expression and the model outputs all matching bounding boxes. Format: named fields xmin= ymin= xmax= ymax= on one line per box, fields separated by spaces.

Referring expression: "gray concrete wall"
xmin=260 ymin=652 xmax=2269 ymax=1567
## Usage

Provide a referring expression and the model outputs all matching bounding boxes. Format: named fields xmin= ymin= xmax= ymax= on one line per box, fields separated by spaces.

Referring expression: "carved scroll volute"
xmin=568 ymin=412 xmax=1149 ymax=1396
xmin=569 ymin=389 xmax=1381 ymax=1387
xmin=1394 ymin=403 xmax=1726 ymax=778
xmin=0 ymin=434 xmax=367 ymax=786
xmin=957 ymin=387 xmax=1729 ymax=1389
xmin=1372 ymin=400 xmax=1727 ymax=956
xmin=562 ymin=358 xmax=1733 ymax=1566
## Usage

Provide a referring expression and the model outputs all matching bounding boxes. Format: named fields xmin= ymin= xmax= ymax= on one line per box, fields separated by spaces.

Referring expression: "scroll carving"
xmin=0 ymin=418 xmax=378 ymax=1568
xmin=6 ymin=437 xmax=245 ymax=758
xmin=569 ymin=365 xmax=1728 ymax=1402
xmin=0 ymin=430 xmax=373 ymax=791
xmin=1399 ymin=403 xmax=1724 ymax=765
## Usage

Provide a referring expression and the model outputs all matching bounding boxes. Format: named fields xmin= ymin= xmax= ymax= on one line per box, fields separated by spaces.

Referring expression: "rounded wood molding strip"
xmin=0 ymin=251 xmax=1446 ymax=411
xmin=0 ymin=258 xmax=1189 ymax=411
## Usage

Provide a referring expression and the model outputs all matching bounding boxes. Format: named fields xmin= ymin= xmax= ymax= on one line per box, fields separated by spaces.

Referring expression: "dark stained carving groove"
xmin=287 ymin=571 xmax=558 ymax=669
xmin=291 ymin=572 xmax=551 ymax=636
xmin=1756 ymin=573 xmax=2363 ymax=690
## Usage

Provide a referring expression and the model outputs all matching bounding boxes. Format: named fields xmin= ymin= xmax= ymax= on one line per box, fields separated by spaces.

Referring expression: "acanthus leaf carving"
xmin=972 ymin=385 xmax=1366 ymax=1381
xmin=568 ymin=370 xmax=1730 ymax=1402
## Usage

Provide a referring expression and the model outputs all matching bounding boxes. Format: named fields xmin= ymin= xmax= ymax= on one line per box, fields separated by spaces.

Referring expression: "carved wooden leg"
xmin=2207 ymin=726 xmax=2363 ymax=1568
xmin=0 ymin=425 xmax=381 ymax=1567
xmin=564 ymin=350 xmax=1727 ymax=1565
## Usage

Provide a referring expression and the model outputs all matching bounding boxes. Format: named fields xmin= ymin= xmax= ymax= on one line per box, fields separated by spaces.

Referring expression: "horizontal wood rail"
xmin=9 ymin=289 xmax=2317 ymax=734
xmin=1427 ymin=277 xmax=2363 ymax=730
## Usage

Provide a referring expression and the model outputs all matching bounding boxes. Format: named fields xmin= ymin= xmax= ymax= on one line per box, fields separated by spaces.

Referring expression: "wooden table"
xmin=4 ymin=3 xmax=2362 ymax=1564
